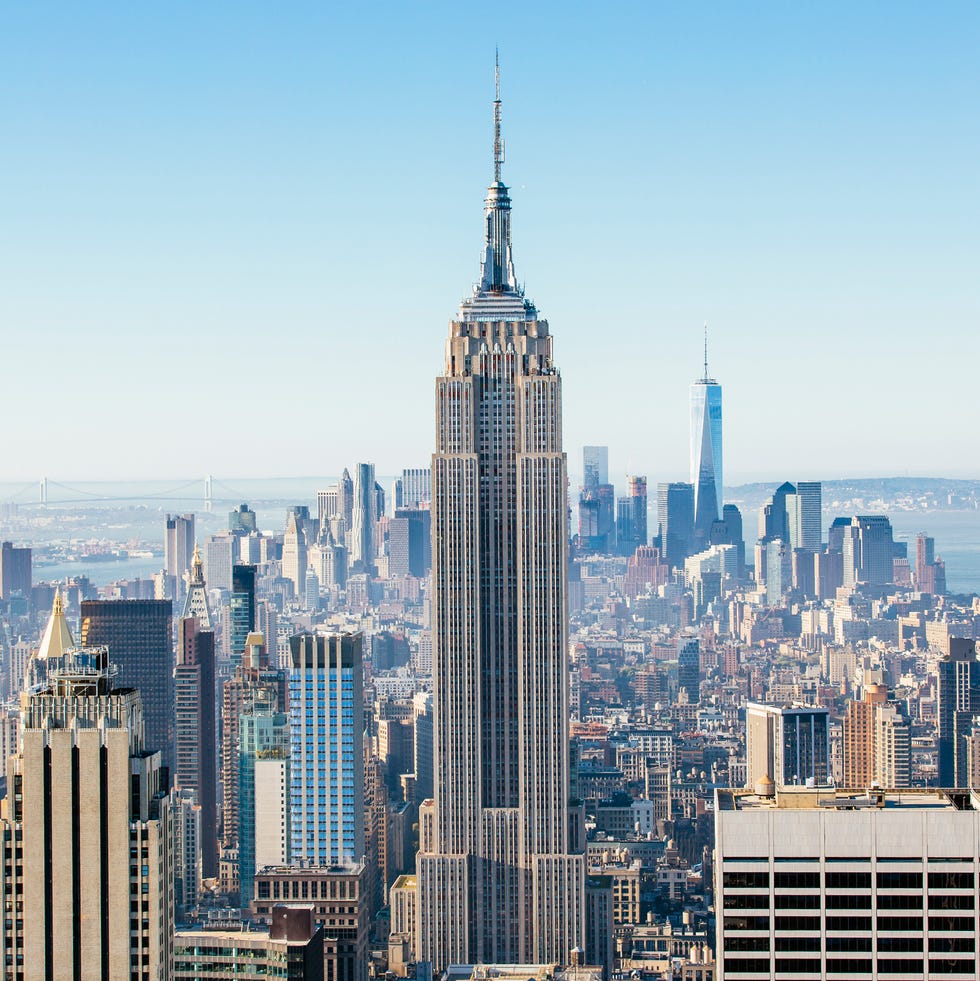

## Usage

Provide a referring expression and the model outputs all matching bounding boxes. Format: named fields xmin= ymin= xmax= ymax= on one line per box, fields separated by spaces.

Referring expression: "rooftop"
xmin=717 ymin=786 xmax=978 ymax=812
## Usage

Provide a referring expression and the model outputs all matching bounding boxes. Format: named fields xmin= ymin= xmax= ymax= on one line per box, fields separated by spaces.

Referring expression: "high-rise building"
xmin=0 ymin=541 xmax=31 ymax=602
xmin=390 ymin=508 xmax=432 ymax=578
xmin=230 ymin=563 xmax=257 ymax=664
xmin=175 ymin=555 xmax=218 ymax=881
xmin=204 ymin=532 xmax=235 ymax=592
xmin=657 ymin=482 xmax=694 ymax=569
xmin=80 ymin=597 xmax=175 ymax=772
xmin=937 ymin=638 xmax=980 ymax=788
xmin=351 ymin=463 xmax=378 ymax=574
xmin=616 ymin=476 xmax=647 ymax=556
xmin=164 ymin=513 xmax=195 ymax=596
xmin=239 ymin=689 xmax=290 ymax=905
xmin=842 ymin=515 xmax=896 ymax=588
xmin=289 ymin=632 xmax=365 ymax=866
xmin=715 ymin=785 xmax=980 ymax=981
xmin=582 ymin=446 xmax=608 ymax=489
xmin=677 ymin=635 xmax=700 ymax=704
xmin=416 ymin=69 xmax=585 ymax=968
xmin=229 ymin=502 xmax=258 ymax=535
xmin=786 ymin=480 xmax=822 ymax=550
xmin=221 ymin=633 xmax=288 ymax=855
xmin=2 ymin=610 xmax=173 ymax=976
xmin=745 ymin=702 xmax=830 ymax=788
xmin=283 ymin=511 xmax=309 ymax=600
xmin=401 ymin=468 xmax=432 ymax=509
xmin=690 ymin=331 xmax=722 ymax=547
xmin=842 ymin=680 xmax=889 ymax=788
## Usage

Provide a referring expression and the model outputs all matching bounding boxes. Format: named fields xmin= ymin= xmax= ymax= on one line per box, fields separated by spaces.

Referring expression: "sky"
xmin=2 ymin=2 xmax=978 ymax=488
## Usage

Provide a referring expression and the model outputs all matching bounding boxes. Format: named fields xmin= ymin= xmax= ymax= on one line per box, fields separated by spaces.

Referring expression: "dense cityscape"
xmin=3 ymin=8 xmax=980 ymax=981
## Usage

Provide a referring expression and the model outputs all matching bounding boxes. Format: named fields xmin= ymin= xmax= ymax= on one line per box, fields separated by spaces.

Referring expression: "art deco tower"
xmin=690 ymin=325 xmax=723 ymax=547
xmin=416 ymin=63 xmax=585 ymax=968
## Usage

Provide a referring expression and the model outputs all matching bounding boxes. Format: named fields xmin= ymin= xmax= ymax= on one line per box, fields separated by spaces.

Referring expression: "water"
xmin=888 ymin=509 xmax=980 ymax=596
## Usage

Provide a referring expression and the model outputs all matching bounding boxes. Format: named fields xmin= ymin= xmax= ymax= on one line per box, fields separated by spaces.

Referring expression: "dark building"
xmin=175 ymin=615 xmax=218 ymax=879
xmin=80 ymin=598 xmax=174 ymax=772
xmin=937 ymin=638 xmax=980 ymax=788
xmin=656 ymin=482 xmax=694 ymax=568
xmin=389 ymin=507 xmax=431 ymax=577
xmin=230 ymin=564 xmax=257 ymax=664
xmin=229 ymin=502 xmax=258 ymax=535
xmin=677 ymin=636 xmax=700 ymax=704
xmin=616 ymin=476 xmax=647 ymax=556
xmin=0 ymin=541 xmax=31 ymax=602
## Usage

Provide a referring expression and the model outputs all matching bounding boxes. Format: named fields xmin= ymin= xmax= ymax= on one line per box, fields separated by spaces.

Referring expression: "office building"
xmin=389 ymin=507 xmax=432 ymax=578
xmin=745 ymin=702 xmax=830 ymax=788
xmin=786 ymin=480 xmax=822 ymax=550
xmin=80 ymin=597 xmax=175 ymax=772
xmin=690 ymin=334 xmax=722 ymax=547
xmin=616 ymin=475 xmax=647 ymax=556
xmin=239 ymin=690 xmax=290 ymax=905
xmin=582 ymin=446 xmax=608 ymax=489
xmin=252 ymin=865 xmax=368 ymax=981
xmin=716 ymin=785 xmax=980 ymax=981
xmin=0 ymin=541 xmax=31 ymax=602
xmin=579 ymin=482 xmax=615 ymax=554
xmin=175 ymin=553 xmax=218 ymax=879
xmin=841 ymin=515 xmax=897 ymax=588
xmin=657 ymin=482 xmax=694 ymax=569
xmin=230 ymin=563 xmax=257 ymax=664
xmin=351 ymin=463 xmax=379 ymax=574
xmin=677 ymin=635 xmax=700 ymax=704
xmin=416 ymin=71 xmax=585 ymax=969
xmin=1 ymin=610 xmax=173 ymax=977
xmin=174 ymin=906 xmax=324 ymax=980
xmin=164 ymin=513 xmax=195 ymax=596
xmin=283 ymin=511 xmax=308 ymax=600
xmin=289 ymin=632 xmax=364 ymax=866
xmin=401 ymin=467 xmax=432 ymax=509
xmin=937 ymin=638 xmax=980 ymax=788
xmin=221 ymin=633 xmax=288 ymax=853
xmin=204 ymin=533 xmax=235 ymax=592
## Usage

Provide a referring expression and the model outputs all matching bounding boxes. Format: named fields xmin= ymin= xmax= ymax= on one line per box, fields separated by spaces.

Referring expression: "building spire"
xmin=477 ymin=51 xmax=518 ymax=295
xmin=493 ymin=48 xmax=504 ymax=183
xmin=703 ymin=321 xmax=709 ymax=382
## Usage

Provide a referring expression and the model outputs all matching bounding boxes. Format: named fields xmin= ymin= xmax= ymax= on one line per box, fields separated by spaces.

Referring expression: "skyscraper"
xmin=80 ymin=598 xmax=175 ymax=772
xmin=690 ymin=329 xmax=722 ymax=547
xmin=936 ymin=638 xmax=980 ymax=788
xmin=582 ymin=446 xmax=608 ymax=489
xmin=230 ymin=563 xmax=257 ymax=664
xmin=656 ymin=481 xmax=694 ymax=568
xmin=0 ymin=541 xmax=31 ymax=602
xmin=164 ymin=513 xmax=195 ymax=597
xmin=289 ymin=632 xmax=364 ymax=866
xmin=351 ymin=463 xmax=378 ymax=574
xmin=745 ymin=702 xmax=830 ymax=788
xmin=175 ymin=548 xmax=218 ymax=881
xmin=283 ymin=511 xmax=308 ymax=600
xmin=4 ymin=605 xmax=173 ymax=975
xmin=416 ymin=65 xmax=584 ymax=968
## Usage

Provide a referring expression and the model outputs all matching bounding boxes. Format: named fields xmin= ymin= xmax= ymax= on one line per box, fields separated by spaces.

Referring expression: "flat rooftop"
xmin=717 ymin=787 xmax=978 ymax=812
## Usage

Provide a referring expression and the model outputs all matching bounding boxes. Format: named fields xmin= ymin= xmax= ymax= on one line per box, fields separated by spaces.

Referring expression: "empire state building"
xmin=415 ymin=68 xmax=585 ymax=968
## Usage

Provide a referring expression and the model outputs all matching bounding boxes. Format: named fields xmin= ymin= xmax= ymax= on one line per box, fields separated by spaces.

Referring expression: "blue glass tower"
xmin=289 ymin=632 xmax=364 ymax=866
xmin=690 ymin=327 xmax=723 ymax=548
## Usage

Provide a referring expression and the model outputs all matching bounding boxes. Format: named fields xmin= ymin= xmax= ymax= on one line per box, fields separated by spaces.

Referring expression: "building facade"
xmin=415 ymin=72 xmax=585 ymax=968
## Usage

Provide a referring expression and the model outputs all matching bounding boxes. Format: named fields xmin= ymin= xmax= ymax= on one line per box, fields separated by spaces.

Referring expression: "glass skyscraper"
xmin=289 ymin=632 xmax=364 ymax=867
xmin=690 ymin=340 xmax=723 ymax=546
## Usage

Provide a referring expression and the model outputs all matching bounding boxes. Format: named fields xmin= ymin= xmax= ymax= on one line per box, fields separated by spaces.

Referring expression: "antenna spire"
xmin=703 ymin=321 xmax=709 ymax=381
xmin=493 ymin=49 xmax=504 ymax=183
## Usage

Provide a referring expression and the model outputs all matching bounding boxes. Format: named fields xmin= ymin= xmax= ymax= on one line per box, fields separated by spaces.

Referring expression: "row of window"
xmin=725 ymin=957 xmax=976 ymax=975
xmin=725 ymin=869 xmax=977 ymax=890
xmin=726 ymin=913 xmax=978 ymax=932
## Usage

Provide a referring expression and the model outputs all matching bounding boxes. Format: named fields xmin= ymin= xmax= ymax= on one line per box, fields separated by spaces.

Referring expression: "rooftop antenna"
xmin=493 ymin=48 xmax=504 ymax=183
xmin=703 ymin=321 xmax=710 ymax=381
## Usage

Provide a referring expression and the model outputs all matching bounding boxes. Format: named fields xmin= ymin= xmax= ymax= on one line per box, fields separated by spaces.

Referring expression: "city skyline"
xmin=2 ymin=3 xmax=978 ymax=481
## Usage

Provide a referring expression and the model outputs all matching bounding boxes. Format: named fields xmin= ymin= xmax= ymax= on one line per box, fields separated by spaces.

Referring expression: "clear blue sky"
xmin=2 ymin=2 xmax=978 ymax=487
